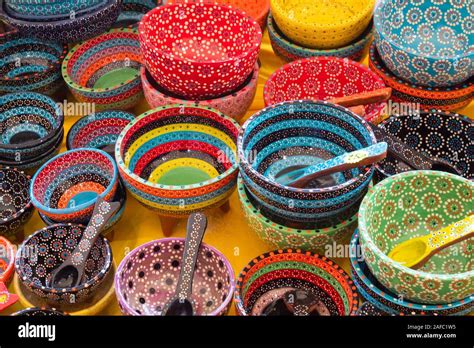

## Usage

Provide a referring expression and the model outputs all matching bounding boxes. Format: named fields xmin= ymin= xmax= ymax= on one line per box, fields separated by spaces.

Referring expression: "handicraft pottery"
xmin=0 ymin=236 xmax=16 ymax=284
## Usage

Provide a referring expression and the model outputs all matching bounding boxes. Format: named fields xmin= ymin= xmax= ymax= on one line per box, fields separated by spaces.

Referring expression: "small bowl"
xmin=67 ymin=110 xmax=136 ymax=157
xmin=264 ymin=56 xmax=386 ymax=123
xmin=270 ymin=0 xmax=374 ymax=49
xmin=114 ymin=0 xmax=165 ymax=28
xmin=6 ymin=0 xmax=103 ymax=16
xmin=238 ymin=100 xmax=376 ymax=224
xmin=12 ymin=307 xmax=66 ymax=316
xmin=350 ymin=232 xmax=474 ymax=316
xmin=115 ymin=238 xmax=235 ymax=316
xmin=139 ymin=2 xmax=262 ymax=99
xmin=374 ymin=0 xmax=473 ymax=87
xmin=0 ymin=168 xmax=34 ymax=241
xmin=359 ymin=171 xmax=474 ymax=304
xmin=0 ymin=18 xmax=19 ymax=44
xmin=368 ymin=43 xmax=474 ymax=112
xmin=375 ymin=111 xmax=474 ymax=181
xmin=234 ymin=249 xmax=358 ymax=316
xmin=62 ymin=28 xmax=143 ymax=111
xmin=268 ymin=14 xmax=373 ymax=63
xmin=15 ymin=224 xmax=113 ymax=309
xmin=0 ymin=236 xmax=16 ymax=284
xmin=30 ymin=149 xmax=118 ymax=224
xmin=141 ymin=63 xmax=259 ymax=121
xmin=115 ymin=105 xmax=240 ymax=219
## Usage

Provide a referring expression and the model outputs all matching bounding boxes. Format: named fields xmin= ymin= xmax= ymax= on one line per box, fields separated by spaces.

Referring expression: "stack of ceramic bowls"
xmin=0 ymin=92 xmax=64 ymax=172
xmin=372 ymin=0 xmax=474 ymax=110
xmin=138 ymin=2 xmax=262 ymax=120
xmin=1 ymin=0 xmax=122 ymax=43
xmin=268 ymin=0 xmax=375 ymax=62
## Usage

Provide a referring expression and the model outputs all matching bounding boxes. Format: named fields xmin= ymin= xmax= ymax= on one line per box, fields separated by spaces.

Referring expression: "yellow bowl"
xmin=270 ymin=0 xmax=375 ymax=49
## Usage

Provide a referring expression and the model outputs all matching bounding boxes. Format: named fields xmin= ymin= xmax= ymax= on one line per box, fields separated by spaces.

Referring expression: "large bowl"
xmin=62 ymin=28 xmax=143 ymax=111
xmin=238 ymin=101 xmax=376 ymax=225
xmin=115 ymin=238 xmax=235 ymax=315
xmin=139 ymin=2 xmax=262 ymax=99
xmin=270 ymin=0 xmax=374 ymax=49
xmin=234 ymin=249 xmax=358 ymax=316
xmin=0 ymin=236 xmax=16 ymax=284
xmin=5 ymin=0 xmax=104 ymax=16
xmin=374 ymin=0 xmax=474 ymax=87
xmin=358 ymin=171 xmax=474 ymax=304
xmin=30 ymin=149 xmax=118 ymax=224
xmin=141 ymin=63 xmax=259 ymax=121
xmin=264 ymin=57 xmax=386 ymax=123
xmin=115 ymin=105 xmax=241 ymax=218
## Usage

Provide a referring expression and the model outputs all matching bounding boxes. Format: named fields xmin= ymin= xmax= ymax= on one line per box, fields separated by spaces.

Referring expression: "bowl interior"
xmin=116 ymin=238 xmax=234 ymax=315
xmin=0 ymin=168 xmax=30 ymax=221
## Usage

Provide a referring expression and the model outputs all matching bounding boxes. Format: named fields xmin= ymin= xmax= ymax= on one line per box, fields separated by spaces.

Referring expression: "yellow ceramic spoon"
xmin=388 ymin=215 xmax=474 ymax=269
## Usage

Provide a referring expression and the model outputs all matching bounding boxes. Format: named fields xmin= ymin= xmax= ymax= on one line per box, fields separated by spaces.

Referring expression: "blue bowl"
xmin=5 ymin=0 xmax=103 ymax=16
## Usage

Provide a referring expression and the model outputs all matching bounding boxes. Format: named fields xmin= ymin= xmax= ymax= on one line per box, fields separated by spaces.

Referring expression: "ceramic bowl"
xmin=15 ymin=224 xmax=113 ymax=308
xmin=0 ymin=93 xmax=64 ymax=161
xmin=368 ymin=43 xmax=474 ymax=112
xmin=238 ymin=101 xmax=376 ymax=225
xmin=264 ymin=57 xmax=386 ymax=123
xmin=375 ymin=111 xmax=474 ymax=181
xmin=114 ymin=0 xmax=161 ymax=27
xmin=139 ymin=2 xmax=262 ymax=99
xmin=270 ymin=0 xmax=374 ymax=49
xmin=12 ymin=307 xmax=66 ymax=316
xmin=115 ymin=105 xmax=240 ymax=218
xmin=358 ymin=171 xmax=474 ymax=304
xmin=67 ymin=110 xmax=135 ymax=157
xmin=0 ymin=236 xmax=15 ymax=284
xmin=0 ymin=168 xmax=34 ymax=241
xmin=0 ymin=18 xmax=19 ymax=44
xmin=268 ymin=14 xmax=373 ymax=63
xmin=374 ymin=0 xmax=473 ymax=87
xmin=115 ymin=238 xmax=235 ymax=315
xmin=234 ymin=249 xmax=358 ymax=316
xmin=141 ymin=63 xmax=259 ymax=121
xmin=350 ymin=232 xmax=474 ymax=316
xmin=0 ymin=0 xmax=122 ymax=44
xmin=30 ymin=149 xmax=118 ymax=224
xmin=62 ymin=28 xmax=143 ymax=111
xmin=5 ymin=0 xmax=104 ymax=16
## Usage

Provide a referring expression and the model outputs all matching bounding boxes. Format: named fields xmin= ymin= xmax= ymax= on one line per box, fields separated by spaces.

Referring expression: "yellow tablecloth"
xmin=4 ymin=31 xmax=474 ymax=315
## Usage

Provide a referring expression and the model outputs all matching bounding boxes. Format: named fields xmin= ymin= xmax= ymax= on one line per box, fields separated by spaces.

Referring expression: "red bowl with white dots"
xmin=263 ymin=57 xmax=387 ymax=123
xmin=138 ymin=2 xmax=262 ymax=100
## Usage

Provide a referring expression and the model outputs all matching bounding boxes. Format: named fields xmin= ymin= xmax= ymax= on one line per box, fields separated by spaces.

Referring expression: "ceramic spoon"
xmin=162 ymin=212 xmax=208 ymax=316
xmin=388 ymin=215 xmax=474 ymax=269
xmin=48 ymin=196 xmax=120 ymax=288
xmin=275 ymin=142 xmax=388 ymax=188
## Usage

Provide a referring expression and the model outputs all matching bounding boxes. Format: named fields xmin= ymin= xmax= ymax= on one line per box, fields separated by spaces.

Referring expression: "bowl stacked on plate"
xmin=139 ymin=2 xmax=262 ymax=120
xmin=268 ymin=0 xmax=375 ymax=62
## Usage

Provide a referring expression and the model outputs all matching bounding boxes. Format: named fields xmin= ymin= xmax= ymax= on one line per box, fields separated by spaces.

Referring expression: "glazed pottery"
xmin=238 ymin=100 xmax=376 ymax=225
xmin=264 ymin=57 xmax=386 ymax=123
xmin=115 ymin=238 xmax=235 ymax=316
xmin=268 ymin=15 xmax=373 ymax=63
xmin=374 ymin=0 xmax=473 ymax=87
xmin=5 ymin=0 xmax=104 ymax=16
xmin=358 ymin=170 xmax=473 ymax=304
xmin=270 ymin=0 xmax=374 ymax=49
xmin=0 ymin=236 xmax=15 ymax=284
xmin=139 ymin=2 xmax=262 ymax=99
xmin=234 ymin=249 xmax=358 ymax=316
xmin=12 ymin=307 xmax=66 ymax=316
xmin=141 ymin=63 xmax=259 ymax=121
xmin=62 ymin=28 xmax=143 ymax=111
xmin=0 ymin=18 xmax=19 ymax=44
xmin=30 ymin=149 xmax=118 ymax=224
xmin=375 ymin=111 xmax=474 ymax=181
xmin=350 ymin=232 xmax=474 ymax=316
xmin=115 ymin=0 xmax=162 ymax=27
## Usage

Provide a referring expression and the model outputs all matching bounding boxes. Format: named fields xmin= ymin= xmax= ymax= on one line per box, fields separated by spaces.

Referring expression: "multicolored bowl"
xmin=141 ymin=63 xmax=259 ymax=121
xmin=12 ymin=308 xmax=66 ymax=316
xmin=115 ymin=238 xmax=235 ymax=316
xmin=62 ymin=28 xmax=143 ymax=111
xmin=0 ymin=236 xmax=16 ymax=284
xmin=5 ymin=0 xmax=104 ymax=16
xmin=264 ymin=57 xmax=386 ymax=123
xmin=358 ymin=171 xmax=474 ymax=304
xmin=374 ymin=0 xmax=473 ymax=87
xmin=114 ymin=0 xmax=162 ymax=27
xmin=234 ymin=249 xmax=358 ymax=316
xmin=139 ymin=2 xmax=262 ymax=99
xmin=30 ymin=149 xmax=118 ymax=224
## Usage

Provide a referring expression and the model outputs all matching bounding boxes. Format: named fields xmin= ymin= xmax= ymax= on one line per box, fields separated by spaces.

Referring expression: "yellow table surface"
xmin=4 ymin=31 xmax=474 ymax=316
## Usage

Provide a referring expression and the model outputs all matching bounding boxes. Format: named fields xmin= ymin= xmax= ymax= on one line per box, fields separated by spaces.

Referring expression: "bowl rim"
xmin=238 ymin=100 xmax=377 ymax=194
xmin=138 ymin=2 xmax=262 ymax=65
xmin=0 ymin=236 xmax=16 ymax=283
xmin=358 ymin=170 xmax=474 ymax=280
xmin=0 ymin=167 xmax=33 ymax=227
xmin=11 ymin=307 xmax=66 ymax=316
xmin=115 ymin=104 xmax=241 ymax=191
xmin=115 ymin=237 xmax=236 ymax=316
xmin=29 ymin=148 xmax=118 ymax=215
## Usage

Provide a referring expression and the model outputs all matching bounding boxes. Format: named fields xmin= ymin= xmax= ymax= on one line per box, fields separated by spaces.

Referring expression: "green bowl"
xmin=358 ymin=171 xmax=473 ymax=304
